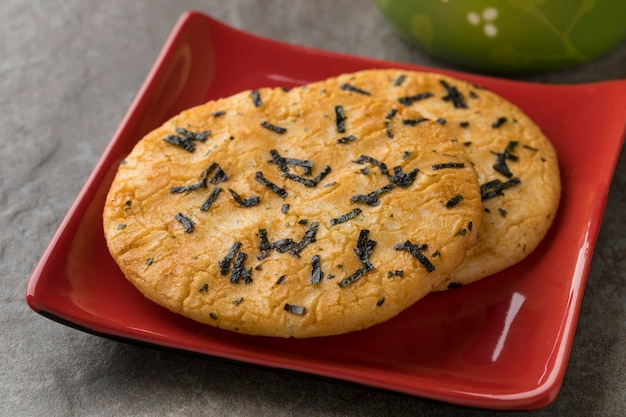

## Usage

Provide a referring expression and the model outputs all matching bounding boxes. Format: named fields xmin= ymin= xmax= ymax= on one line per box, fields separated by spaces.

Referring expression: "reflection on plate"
xmin=26 ymin=11 xmax=626 ymax=410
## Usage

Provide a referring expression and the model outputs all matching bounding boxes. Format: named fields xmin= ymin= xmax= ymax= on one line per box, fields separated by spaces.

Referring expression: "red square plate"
xmin=26 ymin=11 xmax=626 ymax=410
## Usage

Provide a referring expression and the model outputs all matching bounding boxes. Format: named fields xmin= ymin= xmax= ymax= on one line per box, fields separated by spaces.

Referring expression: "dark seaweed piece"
xmin=354 ymin=155 xmax=389 ymax=175
xmin=233 ymin=297 xmax=244 ymax=306
xmin=228 ymin=189 xmax=260 ymax=207
xmin=298 ymin=219 xmax=308 ymax=225
xmin=351 ymin=184 xmax=395 ymax=206
xmin=170 ymin=162 xmax=217 ymax=193
xmin=174 ymin=213 xmax=194 ymax=233
xmin=259 ymin=223 xmax=319 ymax=258
xmin=211 ymin=110 xmax=226 ymax=117
xmin=251 ymin=89 xmax=262 ymax=107
xmin=337 ymin=267 xmax=369 ymax=288
xmin=436 ymin=118 xmax=446 ymax=125
xmin=337 ymin=229 xmax=378 ymax=288
xmin=459 ymin=121 xmax=470 ymax=128
xmin=219 ymin=241 xmax=242 ymax=275
xmin=376 ymin=296 xmax=385 ymax=307
xmin=335 ymin=105 xmax=346 ymax=133
xmin=491 ymin=116 xmax=508 ymax=128
xmin=145 ymin=258 xmax=154 ymax=266
xmin=163 ymin=128 xmax=210 ymax=153
xmin=261 ymin=121 xmax=287 ymax=134
xmin=200 ymin=186 xmax=222 ymax=211
xmin=492 ymin=141 xmax=519 ymax=178
xmin=498 ymin=208 xmax=508 ymax=217
xmin=209 ymin=312 xmax=218 ymax=321
xmin=394 ymin=241 xmax=435 ymax=273
xmin=284 ymin=303 xmax=307 ymax=315
xmin=393 ymin=74 xmax=406 ymax=86
xmin=230 ymin=251 xmax=253 ymax=284
xmin=480 ymin=178 xmax=521 ymax=200
xmin=199 ymin=283 xmax=209 ymax=293
xmin=444 ymin=194 xmax=464 ymax=208
xmin=310 ymin=255 xmax=324 ymax=284
xmin=330 ymin=208 xmax=362 ymax=226
xmin=431 ymin=162 xmax=465 ymax=170
xmin=402 ymin=117 xmax=430 ymax=127
xmin=354 ymin=229 xmax=377 ymax=271
xmin=385 ymin=108 xmax=398 ymax=138
xmin=337 ymin=134 xmax=357 ymax=144
xmin=209 ymin=166 xmax=229 ymax=184
xmin=340 ymin=83 xmax=371 ymax=95
xmin=389 ymin=166 xmax=419 ymax=187
xmin=281 ymin=203 xmax=290 ymax=214
xmin=440 ymin=80 xmax=468 ymax=109
xmin=288 ymin=222 xmax=319 ymax=257
xmin=269 ymin=149 xmax=313 ymax=174
xmin=276 ymin=275 xmax=287 ymax=285
xmin=255 ymin=171 xmax=287 ymax=198
xmin=282 ymin=165 xmax=331 ymax=187
xmin=398 ymin=92 xmax=433 ymax=106
xmin=469 ymin=91 xmax=479 ymax=99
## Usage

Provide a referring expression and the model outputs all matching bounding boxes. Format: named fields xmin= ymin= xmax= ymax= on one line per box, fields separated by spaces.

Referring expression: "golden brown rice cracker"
xmin=103 ymin=85 xmax=482 ymax=337
xmin=308 ymin=69 xmax=561 ymax=289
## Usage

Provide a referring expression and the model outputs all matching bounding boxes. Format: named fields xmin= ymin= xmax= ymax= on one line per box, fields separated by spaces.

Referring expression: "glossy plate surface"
xmin=26 ymin=11 xmax=626 ymax=410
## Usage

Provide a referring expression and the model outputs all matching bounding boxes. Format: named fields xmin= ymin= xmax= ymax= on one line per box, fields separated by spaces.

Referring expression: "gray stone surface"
xmin=1 ymin=1 xmax=624 ymax=416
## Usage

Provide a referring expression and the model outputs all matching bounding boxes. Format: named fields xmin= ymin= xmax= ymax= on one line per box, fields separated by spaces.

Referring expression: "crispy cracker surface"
xmin=103 ymin=86 xmax=482 ymax=337
xmin=308 ymin=70 xmax=561 ymax=290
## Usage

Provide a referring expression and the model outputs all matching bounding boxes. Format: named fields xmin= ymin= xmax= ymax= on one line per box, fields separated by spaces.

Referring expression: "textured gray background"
xmin=1 ymin=1 xmax=625 ymax=416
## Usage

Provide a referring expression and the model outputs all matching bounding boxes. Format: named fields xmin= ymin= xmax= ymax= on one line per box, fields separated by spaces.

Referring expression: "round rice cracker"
xmin=103 ymin=86 xmax=482 ymax=338
xmin=308 ymin=69 xmax=561 ymax=290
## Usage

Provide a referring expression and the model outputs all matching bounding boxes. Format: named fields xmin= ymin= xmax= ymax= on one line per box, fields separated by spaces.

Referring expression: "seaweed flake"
xmin=393 ymin=74 xmax=407 ymax=86
xmin=491 ymin=116 xmax=508 ymax=129
xmin=398 ymin=92 xmax=433 ymax=106
xmin=251 ymin=89 xmax=262 ymax=107
xmin=440 ymin=80 xmax=468 ymax=109
xmin=230 ymin=251 xmax=253 ymax=284
xmin=351 ymin=184 xmax=395 ymax=206
xmin=284 ymin=303 xmax=307 ymax=315
xmin=337 ymin=134 xmax=357 ymax=144
xmin=211 ymin=110 xmax=226 ymax=117
xmin=261 ymin=121 xmax=287 ymax=134
xmin=389 ymin=166 xmax=419 ymax=187
xmin=340 ymin=83 xmax=371 ymax=95
xmin=174 ymin=213 xmax=195 ymax=233
xmin=354 ymin=155 xmax=389 ymax=175
xmin=444 ymin=194 xmax=464 ymax=208
xmin=385 ymin=108 xmax=398 ymax=138
xmin=282 ymin=165 xmax=331 ymax=187
xmin=219 ymin=241 xmax=242 ymax=275
xmin=335 ymin=105 xmax=346 ymax=133
xmin=163 ymin=128 xmax=210 ymax=152
xmin=402 ymin=117 xmax=430 ymax=127
xmin=269 ymin=149 xmax=313 ymax=174
xmin=228 ymin=189 xmax=260 ymax=207
xmin=310 ymin=255 xmax=324 ymax=284
xmin=281 ymin=203 xmax=290 ymax=214
xmin=480 ymin=178 xmax=521 ymax=200
xmin=376 ymin=296 xmax=386 ymax=307
xmin=330 ymin=208 xmax=362 ymax=226
xmin=431 ymin=162 xmax=465 ymax=170
xmin=394 ymin=241 xmax=435 ymax=272
xmin=255 ymin=171 xmax=287 ymax=198
xmin=200 ymin=186 xmax=222 ymax=211
xmin=492 ymin=141 xmax=519 ymax=178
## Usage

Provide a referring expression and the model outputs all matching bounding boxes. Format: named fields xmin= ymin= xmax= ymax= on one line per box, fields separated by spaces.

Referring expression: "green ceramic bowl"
xmin=374 ymin=0 xmax=626 ymax=74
